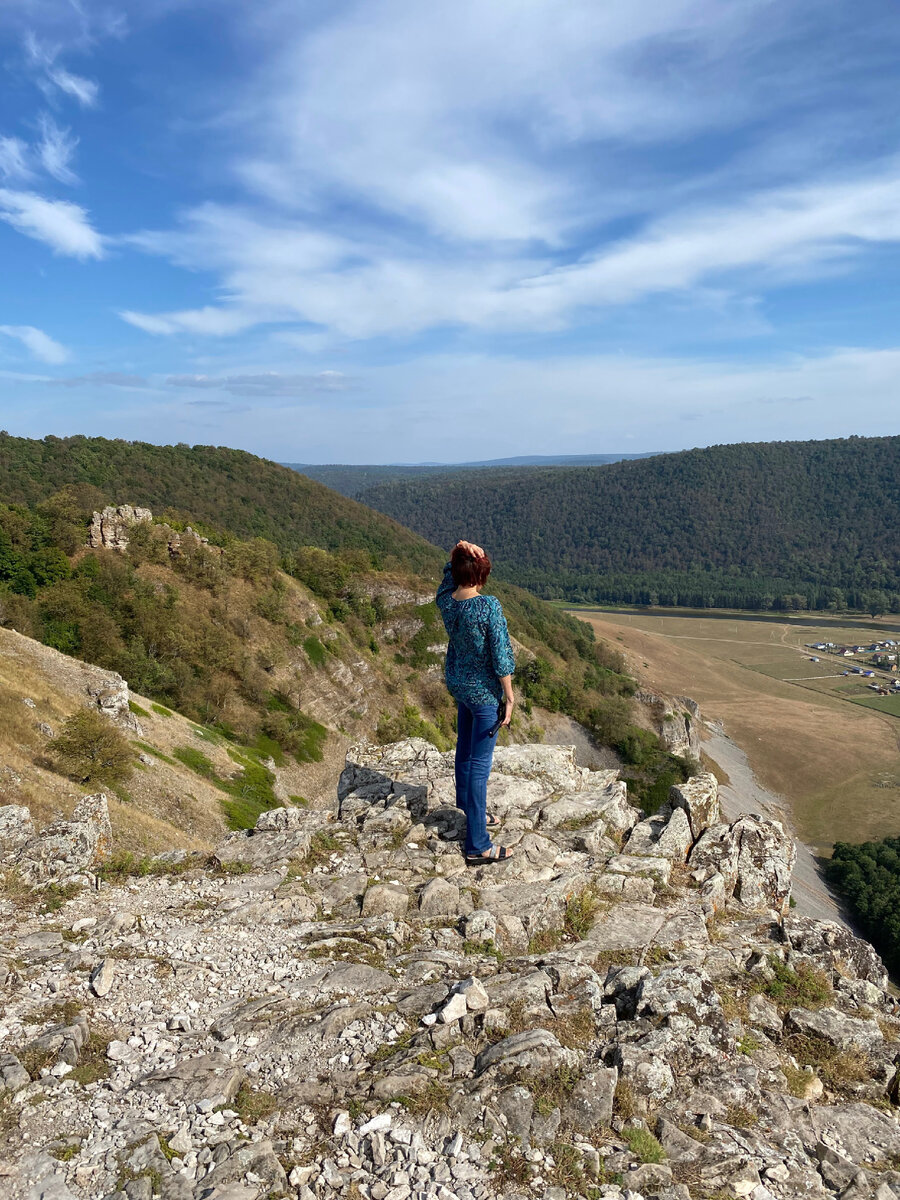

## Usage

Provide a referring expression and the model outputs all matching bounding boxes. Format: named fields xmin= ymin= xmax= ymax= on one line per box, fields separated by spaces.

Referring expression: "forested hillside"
xmin=287 ymin=452 xmax=655 ymax=498
xmin=361 ymin=436 xmax=900 ymax=612
xmin=0 ymin=433 xmax=437 ymax=573
xmin=0 ymin=439 xmax=699 ymax=810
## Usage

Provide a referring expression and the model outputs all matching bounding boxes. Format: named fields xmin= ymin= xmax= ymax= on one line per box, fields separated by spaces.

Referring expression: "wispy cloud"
xmin=0 ymin=135 xmax=34 ymax=182
xmin=24 ymin=33 xmax=99 ymax=108
xmin=54 ymin=371 xmax=147 ymax=388
xmin=0 ymin=323 xmax=68 ymax=363
xmin=166 ymin=370 xmax=351 ymax=397
xmin=36 ymin=113 xmax=78 ymax=183
xmin=0 ymin=187 xmax=103 ymax=257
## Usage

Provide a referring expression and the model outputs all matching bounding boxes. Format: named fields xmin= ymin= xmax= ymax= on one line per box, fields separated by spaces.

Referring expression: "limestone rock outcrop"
xmin=2 ymin=739 xmax=898 ymax=1200
xmin=2 ymin=792 xmax=112 ymax=883
xmin=88 ymin=504 xmax=152 ymax=551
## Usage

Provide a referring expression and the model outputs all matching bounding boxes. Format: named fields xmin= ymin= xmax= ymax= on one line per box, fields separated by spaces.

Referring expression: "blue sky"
xmin=0 ymin=0 xmax=898 ymax=463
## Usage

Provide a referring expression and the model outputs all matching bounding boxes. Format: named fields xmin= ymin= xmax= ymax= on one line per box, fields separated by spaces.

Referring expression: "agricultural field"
xmin=570 ymin=607 xmax=900 ymax=856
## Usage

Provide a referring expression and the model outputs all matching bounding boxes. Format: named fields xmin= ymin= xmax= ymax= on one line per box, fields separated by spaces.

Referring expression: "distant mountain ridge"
xmin=285 ymin=452 xmax=657 ymax=498
xmin=356 ymin=435 xmax=900 ymax=612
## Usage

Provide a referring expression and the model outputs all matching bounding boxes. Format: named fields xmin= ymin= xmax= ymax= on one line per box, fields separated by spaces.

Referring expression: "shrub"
xmin=48 ymin=709 xmax=134 ymax=787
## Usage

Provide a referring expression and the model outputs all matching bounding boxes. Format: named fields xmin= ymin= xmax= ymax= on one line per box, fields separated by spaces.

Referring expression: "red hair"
xmin=451 ymin=545 xmax=492 ymax=588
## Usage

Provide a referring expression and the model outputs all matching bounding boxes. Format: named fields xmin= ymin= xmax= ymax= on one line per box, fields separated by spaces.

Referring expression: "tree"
xmin=49 ymin=709 xmax=134 ymax=788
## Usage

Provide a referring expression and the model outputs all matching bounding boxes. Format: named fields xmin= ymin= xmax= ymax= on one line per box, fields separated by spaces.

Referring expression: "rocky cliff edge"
xmin=2 ymin=740 xmax=899 ymax=1200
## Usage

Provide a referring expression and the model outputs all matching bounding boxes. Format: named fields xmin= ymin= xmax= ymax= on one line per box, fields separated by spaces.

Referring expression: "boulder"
xmin=669 ymin=773 xmax=720 ymax=840
xmin=88 ymin=504 xmax=152 ymax=551
xmin=0 ymin=805 xmax=35 ymax=855
xmin=784 ymin=1006 xmax=884 ymax=1052
xmin=732 ymin=815 xmax=796 ymax=914
xmin=15 ymin=793 xmax=111 ymax=883
xmin=622 ymin=805 xmax=692 ymax=861
xmin=476 ymin=1029 xmax=578 ymax=1077
xmin=563 ymin=1065 xmax=618 ymax=1132
xmin=689 ymin=814 xmax=796 ymax=916
xmin=418 ymin=877 xmax=460 ymax=918
xmin=362 ymin=883 xmax=410 ymax=918
xmin=137 ymin=1053 xmax=245 ymax=1104
xmin=785 ymin=917 xmax=889 ymax=987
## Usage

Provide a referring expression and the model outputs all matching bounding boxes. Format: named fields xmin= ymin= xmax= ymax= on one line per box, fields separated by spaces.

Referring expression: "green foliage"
xmin=826 ymin=837 xmax=900 ymax=977
xmin=621 ymin=1127 xmax=666 ymax=1164
xmin=358 ymin=435 xmax=900 ymax=612
xmin=172 ymin=744 xmax=280 ymax=829
xmin=756 ymin=955 xmax=833 ymax=1010
xmin=376 ymin=703 xmax=452 ymax=751
xmin=48 ymin=708 xmax=134 ymax=787
xmin=302 ymin=634 xmax=328 ymax=667
xmin=261 ymin=700 xmax=328 ymax=763
xmin=151 ymin=703 xmax=173 ymax=717
xmin=0 ymin=433 xmax=438 ymax=571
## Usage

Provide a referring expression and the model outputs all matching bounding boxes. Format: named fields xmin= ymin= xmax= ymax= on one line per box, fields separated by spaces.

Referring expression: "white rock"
xmin=454 ymin=976 xmax=489 ymax=1012
xmin=438 ymin=991 xmax=468 ymax=1024
xmin=359 ymin=1113 xmax=392 ymax=1136
xmin=168 ymin=1125 xmax=192 ymax=1155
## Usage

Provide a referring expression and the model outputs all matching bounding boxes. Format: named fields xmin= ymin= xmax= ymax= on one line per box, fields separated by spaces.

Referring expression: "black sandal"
xmin=466 ymin=845 xmax=513 ymax=866
xmin=486 ymin=813 xmax=500 ymax=829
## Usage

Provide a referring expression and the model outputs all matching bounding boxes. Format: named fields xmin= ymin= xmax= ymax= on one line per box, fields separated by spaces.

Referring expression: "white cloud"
xmin=0 ymin=188 xmax=103 ymax=257
xmin=36 ymin=113 xmax=78 ymax=183
xmin=123 ymin=163 xmax=900 ymax=340
xmin=0 ymin=323 xmax=69 ymax=363
xmin=166 ymin=370 xmax=350 ymax=397
xmin=0 ymin=136 xmax=34 ymax=182
xmin=24 ymin=33 xmax=99 ymax=107
xmin=46 ymin=65 xmax=99 ymax=108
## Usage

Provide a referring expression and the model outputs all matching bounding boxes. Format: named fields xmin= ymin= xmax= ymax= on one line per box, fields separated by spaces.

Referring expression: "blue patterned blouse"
xmin=436 ymin=562 xmax=516 ymax=706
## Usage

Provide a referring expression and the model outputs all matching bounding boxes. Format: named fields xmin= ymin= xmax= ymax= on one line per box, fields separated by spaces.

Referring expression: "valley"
xmin=572 ymin=607 xmax=900 ymax=857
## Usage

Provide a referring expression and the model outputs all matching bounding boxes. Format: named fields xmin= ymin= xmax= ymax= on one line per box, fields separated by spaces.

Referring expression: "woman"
xmin=436 ymin=539 xmax=516 ymax=864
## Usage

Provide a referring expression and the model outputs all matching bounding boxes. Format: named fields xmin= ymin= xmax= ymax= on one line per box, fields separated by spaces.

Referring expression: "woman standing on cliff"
xmin=436 ymin=539 xmax=516 ymax=864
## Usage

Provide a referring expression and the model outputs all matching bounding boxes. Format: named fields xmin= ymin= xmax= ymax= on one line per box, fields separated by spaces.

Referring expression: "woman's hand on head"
xmin=456 ymin=539 xmax=485 ymax=558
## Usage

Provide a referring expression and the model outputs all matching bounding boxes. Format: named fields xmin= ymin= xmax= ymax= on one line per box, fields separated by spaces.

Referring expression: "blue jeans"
xmin=455 ymin=701 xmax=501 ymax=857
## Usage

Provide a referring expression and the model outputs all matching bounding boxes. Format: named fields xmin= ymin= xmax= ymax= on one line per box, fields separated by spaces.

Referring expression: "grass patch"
xmin=134 ymin=741 xmax=177 ymax=766
xmin=97 ymin=851 xmax=194 ymax=883
xmin=128 ymin=701 xmax=151 ymax=719
xmin=723 ymin=1103 xmax=758 ymax=1130
xmin=622 ymin=1126 xmax=666 ymax=1164
xmin=306 ymin=830 xmax=342 ymax=867
xmin=544 ymin=1006 xmax=596 ymax=1049
xmin=303 ymin=635 xmax=328 ymax=668
xmin=150 ymin=703 xmax=173 ymax=717
xmin=462 ymin=938 xmax=505 ymax=962
xmin=371 ymin=1026 xmax=416 ymax=1064
xmin=68 ymin=1031 xmax=111 ymax=1085
xmin=528 ymin=928 xmax=564 ymax=955
xmin=232 ymin=1082 xmax=279 ymax=1125
xmin=755 ymin=955 xmax=832 ymax=1011
xmin=783 ymin=1032 xmax=873 ymax=1095
xmin=391 ymin=1080 xmax=451 ymax=1116
xmin=557 ymin=813 xmax=602 ymax=832
xmin=737 ymin=1032 xmax=762 ymax=1056
xmin=531 ymin=1064 xmax=580 ymax=1116
xmin=564 ymin=887 xmax=601 ymax=939
xmin=547 ymin=1141 xmax=588 ymax=1191
xmin=613 ymin=1079 xmax=637 ymax=1120
xmin=172 ymin=744 xmax=279 ymax=829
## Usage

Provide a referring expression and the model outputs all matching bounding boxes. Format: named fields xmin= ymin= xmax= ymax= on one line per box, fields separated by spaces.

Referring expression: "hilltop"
xmin=286 ymin=454 xmax=656 ymax=499
xmin=358 ymin=436 xmax=900 ymax=612
xmin=0 ymin=434 xmax=438 ymax=574
xmin=4 ymin=733 xmax=900 ymax=1200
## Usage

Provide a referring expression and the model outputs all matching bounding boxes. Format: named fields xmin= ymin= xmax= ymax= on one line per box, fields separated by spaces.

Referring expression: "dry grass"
xmin=576 ymin=611 xmax=900 ymax=853
xmin=783 ymin=1033 xmax=874 ymax=1096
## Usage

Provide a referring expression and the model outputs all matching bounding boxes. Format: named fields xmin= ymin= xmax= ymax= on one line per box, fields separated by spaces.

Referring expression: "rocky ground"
xmin=3 ymin=739 xmax=900 ymax=1200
